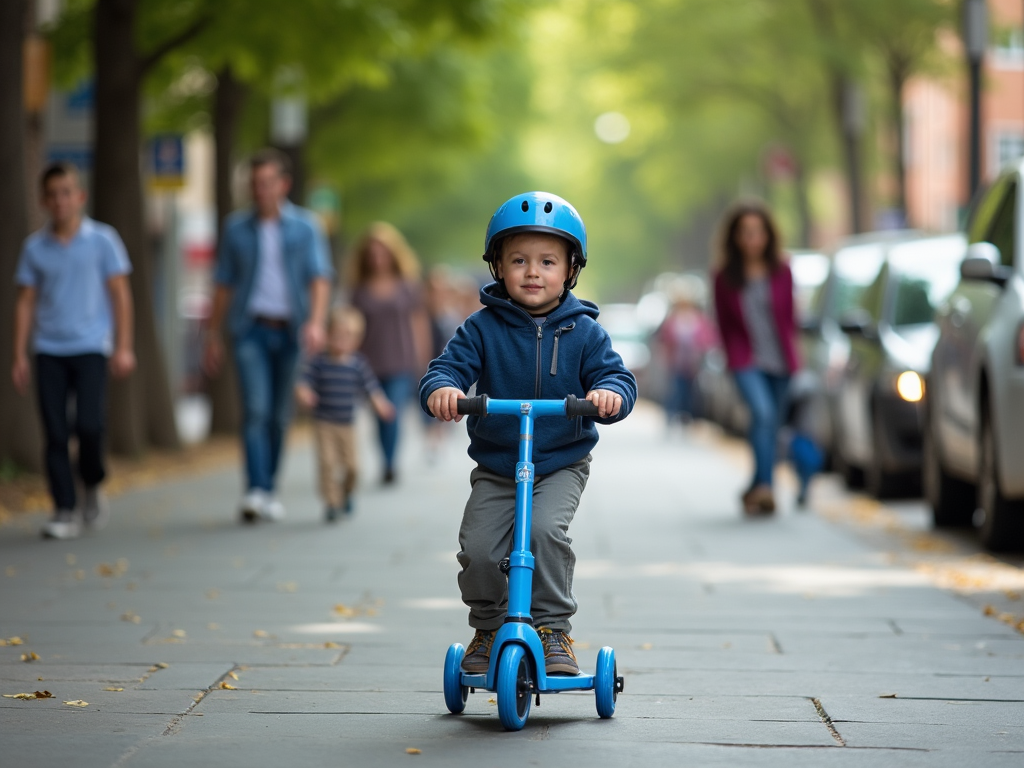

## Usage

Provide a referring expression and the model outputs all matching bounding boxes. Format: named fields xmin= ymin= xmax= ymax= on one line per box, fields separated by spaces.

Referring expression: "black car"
xmin=833 ymin=234 xmax=966 ymax=498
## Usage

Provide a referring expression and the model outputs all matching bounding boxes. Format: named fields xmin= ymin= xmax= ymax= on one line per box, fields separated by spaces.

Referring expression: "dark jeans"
xmin=376 ymin=374 xmax=413 ymax=472
xmin=733 ymin=368 xmax=790 ymax=488
xmin=233 ymin=322 xmax=300 ymax=492
xmin=665 ymin=373 xmax=697 ymax=422
xmin=35 ymin=353 xmax=109 ymax=511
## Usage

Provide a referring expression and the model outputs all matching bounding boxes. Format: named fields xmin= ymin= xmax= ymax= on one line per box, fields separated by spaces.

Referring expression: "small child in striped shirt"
xmin=296 ymin=307 xmax=395 ymax=521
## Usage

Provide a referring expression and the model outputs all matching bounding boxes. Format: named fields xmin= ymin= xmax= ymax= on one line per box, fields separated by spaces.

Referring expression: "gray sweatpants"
xmin=457 ymin=456 xmax=591 ymax=633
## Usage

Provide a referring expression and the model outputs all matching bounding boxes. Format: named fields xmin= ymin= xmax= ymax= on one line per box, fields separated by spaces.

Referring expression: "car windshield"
xmin=887 ymin=236 xmax=966 ymax=326
xmin=831 ymin=244 xmax=885 ymax=317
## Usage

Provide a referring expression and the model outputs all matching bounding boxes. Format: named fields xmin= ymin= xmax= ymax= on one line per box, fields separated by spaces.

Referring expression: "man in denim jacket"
xmin=204 ymin=149 xmax=333 ymax=523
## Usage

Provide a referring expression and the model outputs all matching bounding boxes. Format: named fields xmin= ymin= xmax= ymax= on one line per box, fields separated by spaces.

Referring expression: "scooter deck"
xmin=461 ymin=672 xmax=596 ymax=693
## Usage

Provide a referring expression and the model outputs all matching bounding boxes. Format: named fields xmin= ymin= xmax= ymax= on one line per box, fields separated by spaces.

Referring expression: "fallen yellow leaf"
xmin=73 ymin=569 xmax=85 ymax=580
xmin=253 ymin=630 xmax=269 ymax=638
xmin=172 ymin=629 xmax=187 ymax=638
xmin=228 ymin=671 xmax=239 ymax=681
xmin=487 ymin=697 xmax=496 ymax=704
xmin=982 ymin=604 xmax=997 ymax=616
xmin=156 ymin=662 xmax=169 ymax=669
xmin=120 ymin=611 xmax=141 ymax=623
xmin=639 ymin=643 xmax=653 ymax=651
xmin=103 ymin=687 xmax=124 ymax=692
xmin=1006 ymin=590 xmax=1021 ymax=601
xmin=218 ymin=681 xmax=236 ymax=690
xmin=20 ymin=652 xmax=40 ymax=662
xmin=6 ymin=636 xmax=24 ymax=646
xmin=3 ymin=690 xmax=53 ymax=699
xmin=324 ymin=641 xmax=341 ymax=649
xmin=63 ymin=700 xmax=89 ymax=707
xmin=405 ymin=748 xmax=422 ymax=755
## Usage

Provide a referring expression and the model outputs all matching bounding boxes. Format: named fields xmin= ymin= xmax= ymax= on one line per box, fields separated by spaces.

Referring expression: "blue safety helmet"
xmin=482 ymin=191 xmax=588 ymax=291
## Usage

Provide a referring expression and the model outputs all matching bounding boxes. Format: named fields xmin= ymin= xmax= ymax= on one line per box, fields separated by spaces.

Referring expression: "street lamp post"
xmin=964 ymin=0 xmax=988 ymax=201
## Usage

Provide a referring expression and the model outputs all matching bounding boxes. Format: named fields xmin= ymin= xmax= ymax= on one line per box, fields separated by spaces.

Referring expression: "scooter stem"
xmin=506 ymin=404 xmax=536 ymax=624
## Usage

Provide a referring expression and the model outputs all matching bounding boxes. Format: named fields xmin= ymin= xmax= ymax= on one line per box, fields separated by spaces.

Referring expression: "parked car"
xmin=833 ymin=234 xmax=966 ymax=498
xmin=925 ymin=167 xmax=1024 ymax=551
xmin=799 ymin=232 xmax=923 ymax=466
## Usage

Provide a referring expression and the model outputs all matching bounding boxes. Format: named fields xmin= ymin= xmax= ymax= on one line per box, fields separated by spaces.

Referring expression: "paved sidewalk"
xmin=1 ymin=403 xmax=1022 ymax=766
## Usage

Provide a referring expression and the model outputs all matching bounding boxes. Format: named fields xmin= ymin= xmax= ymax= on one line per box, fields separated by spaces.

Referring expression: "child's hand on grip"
xmin=428 ymin=387 xmax=467 ymax=422
xmin=586 ymin=389 xmax=622 ymax=419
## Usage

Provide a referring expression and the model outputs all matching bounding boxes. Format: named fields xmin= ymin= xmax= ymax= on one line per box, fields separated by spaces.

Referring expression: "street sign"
xmin=149 ymin=135 xmax=186 ymax=191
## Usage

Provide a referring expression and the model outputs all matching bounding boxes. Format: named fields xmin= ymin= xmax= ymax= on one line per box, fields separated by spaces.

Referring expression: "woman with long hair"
xmin=712 ymin=202 xmax=799 ymax=515
xmin=348 ymin=222 xmax=430 ymax=484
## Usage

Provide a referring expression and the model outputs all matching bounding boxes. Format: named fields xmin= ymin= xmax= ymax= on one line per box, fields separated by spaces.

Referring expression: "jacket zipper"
xmin=534 ymin=324 xmax=543 ymax=398
xmin=550 ymin=322 xmax=576 ymax=376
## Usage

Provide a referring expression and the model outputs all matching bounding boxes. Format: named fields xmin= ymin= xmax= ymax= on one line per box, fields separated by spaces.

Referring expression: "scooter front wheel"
xmin=595 ymin=646 xmax=618 ymax=718
xmin=496 ymin=643 xmax=532 ymax=731
xmin=443 ymin=643 xmax=469 ymax=714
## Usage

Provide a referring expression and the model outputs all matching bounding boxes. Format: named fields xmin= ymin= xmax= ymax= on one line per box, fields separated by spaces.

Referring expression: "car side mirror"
xmin=961 ymin=242 xmax=1000 ymax=280
xmin=838 ymin=309 xmax=876 ymax=339
xmin=961 ymin=242 xmax=1012 ymax=286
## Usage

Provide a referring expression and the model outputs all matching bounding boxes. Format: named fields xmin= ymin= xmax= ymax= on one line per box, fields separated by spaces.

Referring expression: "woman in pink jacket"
xmin=712 ymin=202 xmax=799 ymax=515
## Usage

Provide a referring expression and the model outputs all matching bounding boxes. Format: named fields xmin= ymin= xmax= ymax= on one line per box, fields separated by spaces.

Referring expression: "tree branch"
xmin=140 ymin=13 xmax=212 ymax=73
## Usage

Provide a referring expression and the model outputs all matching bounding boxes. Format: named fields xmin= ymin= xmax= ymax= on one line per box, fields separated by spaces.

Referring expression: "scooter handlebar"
xmin=455 ymin=394 xmax=599 ymax=419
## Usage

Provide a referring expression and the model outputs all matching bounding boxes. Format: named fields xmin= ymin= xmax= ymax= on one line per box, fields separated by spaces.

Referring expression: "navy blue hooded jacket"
xmin=419 ymin=283 xmax=637 ymax=477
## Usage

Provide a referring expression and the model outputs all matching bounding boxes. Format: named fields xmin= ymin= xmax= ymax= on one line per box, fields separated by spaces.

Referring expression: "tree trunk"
xmin=208 ymin=65 xmax=247 ymax=435
xmin=889 ymin=61 xmax=909 ymax=228
xmin=93 ymin=0 xmax=179 ymax=455
xmin=833 ymin=75 xmax=866 ymax=234
xmin=0 ymin=0 xmax=43 ymax=472
xmin=793 ymin=155 xmax=813 ymax=248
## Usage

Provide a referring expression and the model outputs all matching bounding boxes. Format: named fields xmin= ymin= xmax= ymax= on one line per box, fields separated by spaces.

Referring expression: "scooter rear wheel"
xmin=595 ymin=646 xmax=617 ymax=718
xmin=443 ymin=643 xmax=469 ymax=714
xmin=496 ymin=644 xmax=532 ymax=731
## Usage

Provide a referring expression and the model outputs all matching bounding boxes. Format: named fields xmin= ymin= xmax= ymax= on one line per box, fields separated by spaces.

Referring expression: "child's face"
xmin=495 ymin=233 xmax=570 ymax=315
xmin=328 ymin=321 xmax=361 ymax=355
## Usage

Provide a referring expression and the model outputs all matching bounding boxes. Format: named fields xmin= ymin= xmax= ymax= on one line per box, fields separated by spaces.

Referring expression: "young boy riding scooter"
xmin=420 ymin=192 xmax=636 ymax=676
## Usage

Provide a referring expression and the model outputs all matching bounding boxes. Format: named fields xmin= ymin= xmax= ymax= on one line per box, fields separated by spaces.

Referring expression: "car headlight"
xmin=895 ymin=371 xmax=924 ymax=402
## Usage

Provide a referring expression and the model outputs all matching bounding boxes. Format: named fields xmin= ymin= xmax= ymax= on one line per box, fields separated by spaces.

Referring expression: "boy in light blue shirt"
xmin=12 ymin=162 xmax=136 ymax=540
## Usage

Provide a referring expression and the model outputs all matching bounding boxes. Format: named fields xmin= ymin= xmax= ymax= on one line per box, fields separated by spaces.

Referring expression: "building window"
xmin=992 ymin=25 xmax=1024 ymax=67
xmin=993 ymin=132 xmax=1024 ymax=176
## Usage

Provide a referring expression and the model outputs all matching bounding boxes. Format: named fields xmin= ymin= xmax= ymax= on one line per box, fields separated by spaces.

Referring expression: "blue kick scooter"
xmin=442 ymin=394 xmax=624 ymax=730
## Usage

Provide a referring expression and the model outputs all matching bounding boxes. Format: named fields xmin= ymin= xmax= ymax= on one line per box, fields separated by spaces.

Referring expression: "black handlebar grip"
xmin=456 ymin=394 xmax=488 ymax=416
xmin=565 ymin=393 xmax=599 ymax=419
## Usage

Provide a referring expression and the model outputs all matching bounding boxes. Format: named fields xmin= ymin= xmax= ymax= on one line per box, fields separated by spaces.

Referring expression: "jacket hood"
xmin=479 ymin=281 xmax=599 ymax=327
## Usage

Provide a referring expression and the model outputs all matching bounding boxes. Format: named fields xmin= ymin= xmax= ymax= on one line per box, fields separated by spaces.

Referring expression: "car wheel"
xmin=978 ymin=409 xmax=1024 ymax=552
xmin=923 ymin=413 xmax=974 ymax=528
xmin=832 ymin=434 xmax=864 ymax=490
xmin=865 ymin=406 xmax=904 ymax=499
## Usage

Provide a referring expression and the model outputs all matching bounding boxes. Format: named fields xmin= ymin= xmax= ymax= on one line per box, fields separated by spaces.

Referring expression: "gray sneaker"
xmin=42 ymin=509 xmax=81 ymax=540
xmin=460 ymin=629 xmax=496 ymax=674
xmin=82 ymin=487 xmax=110 ymax=529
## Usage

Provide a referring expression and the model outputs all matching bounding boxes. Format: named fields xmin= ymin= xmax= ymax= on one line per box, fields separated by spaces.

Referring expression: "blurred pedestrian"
xmin=348 ymin=222 xmax=430 ymax=485
xmin=712 ymin=201 xmax=799 ymax=515
xmin=11 ymin=162 xmax=136 ymax=540
xmin=656 ymin=275 xmax=715 ymax=427
xmin=203 ymin=148 xmax=333 ymax=524
xmin=295 ymin=307 xmax=395 ymax=522
xmin=422 ymin=266 xmax=464 ymax=460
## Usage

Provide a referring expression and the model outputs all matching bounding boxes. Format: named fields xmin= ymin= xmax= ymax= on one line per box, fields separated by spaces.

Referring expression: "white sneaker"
xmin=42 ymin=510 xmax=82 ymax=540
xmin=261 ymin=496 xmax=286 ymax=522
xmin=239 ymin=489 xmax=267 ymax=523
xmin=82 ymin=487 xmax=110 ymax=530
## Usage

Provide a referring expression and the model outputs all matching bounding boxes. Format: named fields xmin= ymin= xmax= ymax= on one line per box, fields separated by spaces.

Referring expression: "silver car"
xmin=925 ymin=167 xmax=1024 ymax=551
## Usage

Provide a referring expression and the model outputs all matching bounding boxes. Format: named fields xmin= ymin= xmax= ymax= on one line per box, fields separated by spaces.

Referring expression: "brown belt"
xmin=254 ymin=315 xmax=290 ymax=329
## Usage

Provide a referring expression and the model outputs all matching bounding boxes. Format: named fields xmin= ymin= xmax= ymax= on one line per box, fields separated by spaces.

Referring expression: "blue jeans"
xmin=665 ymin=374 xmax=697 ymax=422
xmin=733 ymin=369 xmax=790 ymax=488
xmin=233 ymin=323 xmax=300 ymax=492
xmin=377 ymin=375 xmax=413 ymax=472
